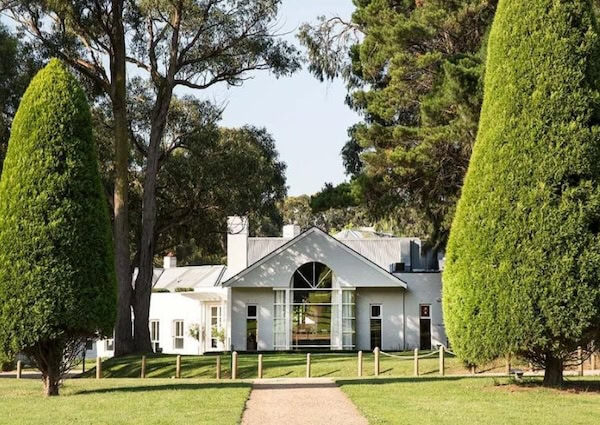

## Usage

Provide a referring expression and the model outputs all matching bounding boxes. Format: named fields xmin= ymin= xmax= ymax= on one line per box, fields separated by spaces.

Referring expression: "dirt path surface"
xmin=241 ymin=378 xmax=369 ymax=425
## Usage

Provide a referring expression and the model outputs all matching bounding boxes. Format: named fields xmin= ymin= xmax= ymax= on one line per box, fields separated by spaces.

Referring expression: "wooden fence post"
xmin=141 ymin=355 xmax=146 ymax=379
xmin=175 ymin=355 xmax=181 ymax=379
xmin=258 ymin=354 xmax=263 ymax=379
xmin=414 ymin=348 xmax=419 ymax=377
xmin=374 ymin=347 xmax=380 ymax=377
xmin=439 ymin=346 xmax=445 ymax=376
xmin=592 ymin=352 xmax=598 ymax=371
xmin=231 ymin=352 xmax=238 ymax=380
xmin=306 ymin=353 xmax=311 ymax=378
xmin=357 ymin=351 xmax=363 ymax=377
xmin=216 ymin=356 xmax=221 ymax=379
xmin=506 ymin=353 xmax=512 ymax=375
xmin=96 ymin=357 xmax=102 ymax=379
xmin=578 ymin=347 xmax=584 ymax=377
xmin=16 ymin=360 xmax=22 ymax=379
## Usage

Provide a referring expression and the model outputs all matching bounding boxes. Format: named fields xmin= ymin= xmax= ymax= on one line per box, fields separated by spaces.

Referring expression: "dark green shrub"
xmin=0 ymin=59 xmax=116 ymax=395
xmin=443 ymin=0 xmax=600 ymax=386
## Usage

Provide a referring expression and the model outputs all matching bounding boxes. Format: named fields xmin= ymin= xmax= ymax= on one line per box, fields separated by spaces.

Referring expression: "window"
xmin=370 ymin=304 xmax=382 ymax=350
xmin=247 ymin=305 xmax=258 ymax=351
xmin=173 ymin=320 xmax=184 ymax=350
xmin=273 ymin=290 xmax=288 ymax=350
xmin=150 ymin=320 xmax=160 ymax=352
xmin=85 ymin=340 xmax=94 ymax=351
xmin=342 ymin=290 xmax=356 ymax=349
xmin=419 ymin=304 xmax=432 ymax=350
xmin=291 ymin=262 xmax=333 ymax=348
xmin=105 ymin=335 xmax=114 ymax=351
xmin=210 ymin=306 xmax=222 ymax=349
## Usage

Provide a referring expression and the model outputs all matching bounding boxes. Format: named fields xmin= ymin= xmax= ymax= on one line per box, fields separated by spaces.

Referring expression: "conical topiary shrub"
xmin=443 ymin=0 xmax=600 ymax=386
xmin=0 ymin=59 xmax=116 ymax=395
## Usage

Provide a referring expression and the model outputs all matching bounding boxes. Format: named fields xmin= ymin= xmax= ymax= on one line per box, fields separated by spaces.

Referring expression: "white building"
xmin=93 ymin=217 xmax=446 ymax=357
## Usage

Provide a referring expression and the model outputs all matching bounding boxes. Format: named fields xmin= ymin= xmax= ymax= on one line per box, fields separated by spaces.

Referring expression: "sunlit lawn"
xmin=0 ymin=378 xmax=251 ymax=425
xmin=339 ymin=376 xmax=600 ymax=425
xmin=86 ymin=351 xmax=529 ymax=379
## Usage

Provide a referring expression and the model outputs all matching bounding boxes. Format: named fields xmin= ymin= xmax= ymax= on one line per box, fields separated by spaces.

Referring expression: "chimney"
xmin=227 ymin=216 xmax=249 ymax=275
xmin=164 ymin=253 xmax=177 ymax=269
xmin=283 ymin=224 xmax=301 ymax=239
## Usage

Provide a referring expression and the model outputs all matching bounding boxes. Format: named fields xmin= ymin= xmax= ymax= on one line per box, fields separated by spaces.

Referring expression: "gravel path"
xmin=241 ymin=378 xmax=369 ymax=425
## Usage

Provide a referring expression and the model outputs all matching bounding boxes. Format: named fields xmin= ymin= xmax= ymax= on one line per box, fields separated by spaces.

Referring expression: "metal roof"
xmin=247 ymin=234 xmax=418 ymax=270
xmin=151 ymin=265 xmax=226 ymax=291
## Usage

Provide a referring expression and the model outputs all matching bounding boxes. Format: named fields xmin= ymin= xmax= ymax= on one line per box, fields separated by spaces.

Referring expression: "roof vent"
xmin=164 ymin=253 xmax=177 ymax=269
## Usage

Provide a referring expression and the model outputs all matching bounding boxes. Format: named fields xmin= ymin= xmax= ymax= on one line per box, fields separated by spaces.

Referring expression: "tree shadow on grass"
xmin=70 ymin=381 xmax=251 ymax=396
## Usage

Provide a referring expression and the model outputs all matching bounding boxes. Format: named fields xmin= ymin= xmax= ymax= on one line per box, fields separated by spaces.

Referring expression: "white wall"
xmin=398 ymin=272 xmax=446 ymax=349
xmin=230 ymin=288 xmax=274 ymax=351
xmin=148 ymin=293 xmax=204 ymax=355
xmin=355 ymin=288 xmax=405 ymax=351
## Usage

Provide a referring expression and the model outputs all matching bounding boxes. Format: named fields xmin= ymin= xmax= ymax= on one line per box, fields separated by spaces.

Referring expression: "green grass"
xmin=339 ymin=377 xmax=600 ymax=425
xmin=87 ymin=351 xmax=526 ymax=379
xmin=0 ymin=378 xmax=251 ymax=425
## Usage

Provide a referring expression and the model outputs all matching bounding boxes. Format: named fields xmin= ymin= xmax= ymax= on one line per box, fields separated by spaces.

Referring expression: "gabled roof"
xmin=223 ymin=227 xmax=407 ymax=288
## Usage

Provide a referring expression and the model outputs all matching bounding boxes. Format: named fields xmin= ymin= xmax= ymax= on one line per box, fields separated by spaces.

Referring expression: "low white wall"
xmin=230 ymin=288 xmax=274 ymax=351
xmin=355 ymin=288 xmax=405 ymax=351
xmin=398 ymin=272 xmax=446 ymax=349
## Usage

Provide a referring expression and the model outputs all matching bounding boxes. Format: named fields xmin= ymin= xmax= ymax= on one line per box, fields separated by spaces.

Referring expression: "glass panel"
xmin=370 ymin=319 xmax=382 ymax=350
xmin=274 ymin=290 xmax=285 ymax=304
xmin=371 ymin=305 xmax=381 ymax=318
xmin=274 ymin=305 xmax=286 ymax=319
xmin=246 ymin=319 xmax=258 ymax=350
xmin=342 ymin=319 xmax=354 ymax=333
xmin=247 ymin=305 xmax=257 ymax=318
xmin=342 ymin=290 xmax=355 ymax=304
xmin=292 ymin=262 xmax=332 ymax=289
xmin=292 ymin=305 xmax=331 ymax=347
xmin=342 ymin=304 xmax=355 ymax=318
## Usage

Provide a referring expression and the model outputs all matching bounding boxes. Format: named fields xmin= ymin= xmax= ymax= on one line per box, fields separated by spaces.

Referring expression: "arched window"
xmin=291 ymin=262 xmax=333 ymax=348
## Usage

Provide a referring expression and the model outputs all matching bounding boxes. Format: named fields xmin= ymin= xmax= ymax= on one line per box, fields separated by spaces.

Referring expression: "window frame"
xmin=173 ymin=320 xmax=184 ymax=350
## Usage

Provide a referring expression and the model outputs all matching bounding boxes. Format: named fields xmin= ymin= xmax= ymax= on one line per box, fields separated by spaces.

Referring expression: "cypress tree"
xmin=443 ymin=0 xmax=600 ymax=386
xmin=0 ymin=59 xmax=116 ymax=395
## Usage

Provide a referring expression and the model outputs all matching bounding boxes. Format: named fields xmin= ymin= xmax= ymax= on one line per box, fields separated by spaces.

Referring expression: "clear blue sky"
xmin=203 ymin=1 xmax=360 ymax=197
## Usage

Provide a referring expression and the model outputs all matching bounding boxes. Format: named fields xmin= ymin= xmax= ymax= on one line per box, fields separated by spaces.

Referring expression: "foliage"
xmin=173 ymin=288 xmax=194 ymax=293
xmin=154 ymin=121 xmax=288 ymax=265
xmin=0 ymin=24 xmax=41 ymax=174
xmin=0 ymin=59 xmax=116 ymax=394
xmin=310 ymin=181 xmax=360 ymax=213
xmin=281 ymin=194 xmax=371 ymax=234
xmin=187 ymin=323 xmax=201 ymax=341
xmin=300 ymin=1 xmax=498 ymax=251
xmin=443 ymin=0 xmax=600 ymax=386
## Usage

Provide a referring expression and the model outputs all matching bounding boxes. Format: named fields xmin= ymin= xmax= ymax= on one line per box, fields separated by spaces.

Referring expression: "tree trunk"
xmin=43 ymin=375 xmax=60 ymax=397
xmin=133 ymin=87 xmax=173 ymax=353
xmin=543 ymin=353 xmax=564 ymax=387
xmin=35 ymin=341 xmax=62 ymax=396
xmin=111 ymin=0 xmax=134 ymax=357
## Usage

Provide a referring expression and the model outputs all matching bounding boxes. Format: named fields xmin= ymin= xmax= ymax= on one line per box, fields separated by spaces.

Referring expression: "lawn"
xmin=87 ymin=351 xmax=527 ymax=379
xmin=338 ymin=376 xmax=600 ymax=425
xmin=0 ymin=378 xmax=251 ymax=425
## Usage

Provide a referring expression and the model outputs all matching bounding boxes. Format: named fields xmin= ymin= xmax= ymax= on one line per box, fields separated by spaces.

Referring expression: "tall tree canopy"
xmin=443 ymin=0 xmax=600 ymax=386
xmin=0 ymin=59 xmax=116 ymax=395
xmin=300 ymin=0 xmax=497 ymax=253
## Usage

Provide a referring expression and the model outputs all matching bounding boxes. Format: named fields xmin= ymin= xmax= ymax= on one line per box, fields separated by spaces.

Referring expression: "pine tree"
xmin=0 ymin=59 xmax=116 ymax=395
xmin=443 ymin=0 xmax=600 ymax=386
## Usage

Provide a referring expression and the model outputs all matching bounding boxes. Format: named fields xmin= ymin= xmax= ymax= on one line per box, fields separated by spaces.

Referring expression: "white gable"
xmin=224 ymin=228 xmax=406 ymax=289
